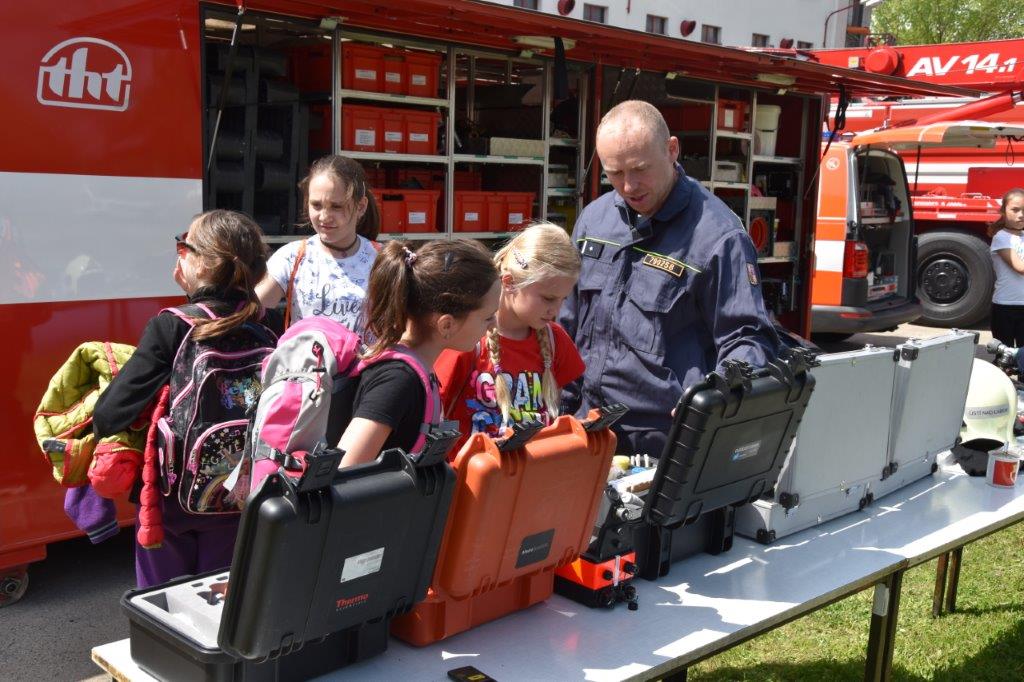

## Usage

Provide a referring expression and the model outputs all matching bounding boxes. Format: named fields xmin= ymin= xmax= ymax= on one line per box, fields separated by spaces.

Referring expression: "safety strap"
xmin=283 ymin=239 xmax=307 ymax=329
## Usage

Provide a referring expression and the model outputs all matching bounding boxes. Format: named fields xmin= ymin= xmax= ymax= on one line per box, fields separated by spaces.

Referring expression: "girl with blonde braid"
xmin=435 ymin=223 xmax=585 ymax=456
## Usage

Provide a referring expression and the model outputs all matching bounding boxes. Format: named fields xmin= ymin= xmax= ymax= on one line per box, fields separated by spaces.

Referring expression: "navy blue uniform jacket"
xmin=560 ymin=166 xmax=780 ymax=457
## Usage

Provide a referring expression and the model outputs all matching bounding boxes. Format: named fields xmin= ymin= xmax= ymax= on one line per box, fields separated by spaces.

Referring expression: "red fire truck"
xmin=812 ymin=39 xmax=1024 ymax=327
xmin=0 ymin=0 xmax=965 ymax=605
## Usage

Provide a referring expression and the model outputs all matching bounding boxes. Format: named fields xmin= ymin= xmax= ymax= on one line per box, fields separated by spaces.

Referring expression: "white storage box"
xmin=735 ymin=345 xmax=897 ymax=543
xmin=754 ymin=104 xmax=781 ymax=156
xmin=713 ymin=160 xmax=744 ymax=182
xmin=873 ymin=330 xmax=976 ymax=500
xmin=547 ymin=163 xmax=571 ymax=188
xmin=489 ymin=137 xmax=545 ymax=157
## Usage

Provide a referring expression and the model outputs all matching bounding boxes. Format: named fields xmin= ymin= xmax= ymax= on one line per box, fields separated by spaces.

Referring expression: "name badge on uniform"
xmin=580 ymin=239 xmax=604 ymax=259
xmin=641 ymin=253 xmax=685 ymax=278
xmin=747 ymin=262 xmax=760 ymax=286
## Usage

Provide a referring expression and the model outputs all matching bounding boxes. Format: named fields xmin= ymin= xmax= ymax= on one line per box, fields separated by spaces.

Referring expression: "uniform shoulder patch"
xmin=641 ymin=253 xmax=685 ymax=278
xmin=747 ymin=262 xmax=759 ymax=286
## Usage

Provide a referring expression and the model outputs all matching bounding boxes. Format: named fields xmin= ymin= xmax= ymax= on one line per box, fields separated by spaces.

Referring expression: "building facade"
xmin=489 ymin=0 xmax=877 ymax=50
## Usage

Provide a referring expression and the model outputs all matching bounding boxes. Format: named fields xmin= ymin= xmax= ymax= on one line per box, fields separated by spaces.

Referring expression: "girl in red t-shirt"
xmin=435 ymin=223 xmax=585 ymax=455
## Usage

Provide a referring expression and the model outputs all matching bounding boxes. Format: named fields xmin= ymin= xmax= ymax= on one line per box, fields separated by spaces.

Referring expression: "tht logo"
xmin=336 ymin=593 xmax=369 ymax=610
xmin=37 ymin=37 xmax=132 ymax=111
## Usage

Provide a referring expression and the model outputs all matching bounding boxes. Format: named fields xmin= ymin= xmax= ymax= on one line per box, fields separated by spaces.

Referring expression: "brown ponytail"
xmin=298 ymin=154 xmax=381 ymax=240
xmin=184 ymin=210 xmax=269 ymax=340
xmin=364 ymin=238 xmax=497 ymax=357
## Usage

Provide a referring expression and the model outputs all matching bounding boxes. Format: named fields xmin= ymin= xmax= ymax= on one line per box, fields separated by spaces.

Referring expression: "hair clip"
xmin=512 ymin=248 xmax=529 ymax=270
xmin=442 ymin=250 xmax=454 ymax=272
xmin=402 ymin=246 xmax=418 ymax=267
xmin=543 ymin=358 xmax=552 ymax=371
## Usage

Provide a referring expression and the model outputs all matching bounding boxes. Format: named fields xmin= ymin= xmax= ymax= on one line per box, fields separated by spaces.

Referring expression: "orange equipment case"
xmin=378 ymin=189 xmax=441 ymax=233
xmin=390 ymin=406 xmax=625 ymax=645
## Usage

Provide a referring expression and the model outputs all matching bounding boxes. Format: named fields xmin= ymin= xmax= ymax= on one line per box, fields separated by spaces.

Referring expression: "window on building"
xmin=751 ymin=33 xmax=770 ymax=48
xmin=701 ymin=24 xmax=722 ymax=45
xmin=797 ymin=40 xmax=814 ymax=49
xmin=583 ymin=4 xmax=607 ymax=23
xmin=513 ymin=0 xmax=539 ymax=9
xmin=646 ymin=15 xmax=667 ymax=35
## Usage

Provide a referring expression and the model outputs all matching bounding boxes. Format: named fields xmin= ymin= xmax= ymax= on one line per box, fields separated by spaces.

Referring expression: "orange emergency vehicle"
xmin=812 ymin=121 xmax=1024 ymax=337
xmin=0 ymin=0 xmax=966 ymax=605
xmin=812 ymin=39 xmax=1024 ymax=326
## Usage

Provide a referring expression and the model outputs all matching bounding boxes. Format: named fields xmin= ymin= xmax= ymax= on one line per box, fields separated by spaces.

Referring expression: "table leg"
xmin=932 ymin=552 xmax=949 ymax=618
xmin=864 ymin=570 xmax=904 ymax=682
xmin=944 ymin=546 xmax=963 ymax=614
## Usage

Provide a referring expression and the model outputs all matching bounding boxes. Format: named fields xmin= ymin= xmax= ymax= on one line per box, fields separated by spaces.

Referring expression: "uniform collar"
xmin=613 ymin=163 xmax=692 ymax=242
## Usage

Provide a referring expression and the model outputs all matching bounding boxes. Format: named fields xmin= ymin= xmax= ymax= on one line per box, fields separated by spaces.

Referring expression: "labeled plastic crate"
xmin=342 ymin=104 xmax=406 ymax=154
xmin=404 ymin=110 xmax=441 ymax=155
xmin=454 ymin=191 xmax=490 ymax=232
xmin=488 ymin=192 xmax=535 ymax=232
xmin=342 ymin=43 xmax=387 ymax=93
xmin=122 ymin=448 xmax=454 ymax=681
xmin=379 ymin=189 xmax=440 ymax=234
xmin=404 ymin=51 xmax=443 ymax=97
xmin=717 ymin=99 xmax=749 ymax=132
xmin=390 ymin=410 xmax=618 ymax=645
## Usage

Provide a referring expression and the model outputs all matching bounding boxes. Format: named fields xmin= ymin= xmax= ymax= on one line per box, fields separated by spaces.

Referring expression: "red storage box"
xmin=378 ymin=189 xmax=440 ymax=234
xmin=488 ymin=192 xmax=535 ymax=232
xmin=390 ymin=169 xmax=482 ymax=191
xmin=362 ymin=166 xmax=387 ymax=189
xmin=404 ymin=51 xmax=443 ymax=97
xmin=404 ymin=110 xmax=441 ymax=155
xmin=390 ymin=412 xmax=617 ymax=645
xmin=381 ymin=51 xmax=405 ymax=95
xmin=342 ymin=43 xmax=385 ymax=92
xmin=342 ymin=104 xmax=405 ymax=154
xmin=717 ymin=99 xmax=749 ymax=132
xmin=454 ymin=191 xmax=490 ymax=232
xmin=343 ymin=104 xmax=382 ymax=152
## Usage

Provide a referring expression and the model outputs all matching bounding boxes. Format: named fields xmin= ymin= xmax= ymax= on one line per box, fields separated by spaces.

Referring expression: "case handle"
xmin=495 ymin=421 xmax=544 ymax=452
xmin=582 ymin=403 xmax=629 ymax=432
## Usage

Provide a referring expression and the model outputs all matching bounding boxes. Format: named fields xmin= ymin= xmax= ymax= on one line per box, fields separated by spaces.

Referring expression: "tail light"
xmin=843 ymin=241 xmax=869 ymax=278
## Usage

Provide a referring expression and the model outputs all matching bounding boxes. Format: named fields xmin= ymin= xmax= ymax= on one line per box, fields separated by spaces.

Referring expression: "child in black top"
xmin=94 ymin=210 xmax=282 ymax=587
xmin=329 ymin=239 xmax=499 ymax=466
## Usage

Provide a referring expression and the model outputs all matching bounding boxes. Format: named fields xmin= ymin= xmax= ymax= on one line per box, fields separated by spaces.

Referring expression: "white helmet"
xmin=953 ymin=359 xmax=1018 ymax=475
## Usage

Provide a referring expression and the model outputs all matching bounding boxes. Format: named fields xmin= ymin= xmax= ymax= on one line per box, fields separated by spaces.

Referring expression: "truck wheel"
xmin=0 ymin=565 xmax=28 ymax=608
xmin=916 ymin=231 xmax=993 ymax=327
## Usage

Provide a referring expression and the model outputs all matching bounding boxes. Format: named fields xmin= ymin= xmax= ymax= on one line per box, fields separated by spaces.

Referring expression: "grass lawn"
xmin=688 ymin=521 xmax=1024 ymax=681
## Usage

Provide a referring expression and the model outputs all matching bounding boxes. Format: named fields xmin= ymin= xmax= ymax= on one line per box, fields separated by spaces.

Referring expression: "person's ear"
xmin=356 ymin=195 xmax=368 ymax=219
xmin=435 ymin=313 xmax=456 ymax=340
xmin=501 ymin=273 xmax=517 ymax=293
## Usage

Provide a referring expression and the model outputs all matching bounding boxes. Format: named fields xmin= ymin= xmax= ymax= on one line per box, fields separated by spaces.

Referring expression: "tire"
xmin=916 ymin=231 xmax=993 ymax=328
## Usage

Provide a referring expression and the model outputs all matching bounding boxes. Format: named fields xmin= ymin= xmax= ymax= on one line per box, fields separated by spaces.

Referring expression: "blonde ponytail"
xmin=536 ymin=325 xmax=559 ymax=422
xmin=486 ymin=326 xmax=513 ymax=428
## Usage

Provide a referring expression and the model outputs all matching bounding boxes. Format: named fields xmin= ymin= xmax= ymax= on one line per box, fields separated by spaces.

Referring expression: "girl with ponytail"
xmin=329 ymin=238 xmax=499 ymax=468
xmin=93 ymin=209 xmax=282 ymax=587
xmin=434 ymin=223 xmax=585 ymax=456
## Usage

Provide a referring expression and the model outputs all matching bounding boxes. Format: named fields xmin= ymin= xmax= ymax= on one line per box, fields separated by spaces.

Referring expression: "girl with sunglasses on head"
xmin=256 ymin=154 xmax=381 ymax=330
xmin=93 ymin=210 xmax=282 ymax=587
xmin=327 ymin=238 xmax=499 ymax=468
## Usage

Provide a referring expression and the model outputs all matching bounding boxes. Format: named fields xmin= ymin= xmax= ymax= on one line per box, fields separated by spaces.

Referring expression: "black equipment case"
xmin=562 ymin=352 xmax=815 ymax=594
xmin=121 ymin=446 xmax=455 ymax=681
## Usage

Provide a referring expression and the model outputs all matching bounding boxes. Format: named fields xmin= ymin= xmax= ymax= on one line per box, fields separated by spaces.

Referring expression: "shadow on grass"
xmin=690 ymin=617 xmax=1024 ymax=682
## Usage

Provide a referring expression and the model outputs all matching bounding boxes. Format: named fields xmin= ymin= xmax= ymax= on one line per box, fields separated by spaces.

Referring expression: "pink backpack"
xmin=235 ymin=317 xmax=459 ymax=496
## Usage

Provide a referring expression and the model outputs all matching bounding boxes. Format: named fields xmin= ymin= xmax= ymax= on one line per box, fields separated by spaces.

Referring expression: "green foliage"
xmin=872 ymin=0 xmax=1024 ymax=45
xmin=688 ymin=522 xmax=1024 ymax=680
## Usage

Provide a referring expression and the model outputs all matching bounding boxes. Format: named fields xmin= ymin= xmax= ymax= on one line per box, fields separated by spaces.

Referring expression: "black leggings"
xmin=990 ymin=303 xmax=1024 ymax=348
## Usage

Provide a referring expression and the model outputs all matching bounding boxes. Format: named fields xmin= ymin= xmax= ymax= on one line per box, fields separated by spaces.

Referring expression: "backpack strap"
xmin=283 ymin=239 xmax=308 ymax=329
xmin=360 ymin=345 xmax=440 ymax=455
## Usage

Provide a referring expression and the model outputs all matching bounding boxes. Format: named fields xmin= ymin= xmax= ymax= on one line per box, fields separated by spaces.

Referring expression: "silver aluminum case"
xmin=736 ymin=345 xmax=897 ymax=543
xmin=872 ymin=330 xmax=976 ymax=500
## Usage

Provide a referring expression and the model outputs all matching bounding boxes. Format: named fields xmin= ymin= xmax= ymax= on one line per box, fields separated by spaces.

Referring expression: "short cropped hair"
xmin=596 ymin=100 xmax=671 ymax=145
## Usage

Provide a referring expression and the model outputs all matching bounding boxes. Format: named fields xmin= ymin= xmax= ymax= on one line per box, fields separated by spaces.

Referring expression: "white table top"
xmin=92 ymin=463 xmax=1024 ymax=682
